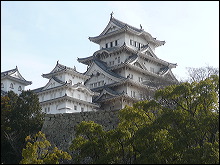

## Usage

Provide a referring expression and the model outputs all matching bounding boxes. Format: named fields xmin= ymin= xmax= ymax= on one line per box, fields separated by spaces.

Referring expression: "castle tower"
xmin=33 ymin=61 xmax=99 ymax=114
xmin=1 ymin=66 xmax=32 ymax=96
xmin=78 ymin=15 xmax=178 ymax=111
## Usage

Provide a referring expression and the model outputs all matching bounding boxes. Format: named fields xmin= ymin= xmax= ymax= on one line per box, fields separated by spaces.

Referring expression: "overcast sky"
xmin=1 ymin=1 xmax=219 ymax=90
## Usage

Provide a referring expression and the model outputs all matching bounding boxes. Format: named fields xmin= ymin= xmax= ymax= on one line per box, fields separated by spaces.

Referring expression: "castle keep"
xmin=78 ymin=15 xmax=178 ymax=111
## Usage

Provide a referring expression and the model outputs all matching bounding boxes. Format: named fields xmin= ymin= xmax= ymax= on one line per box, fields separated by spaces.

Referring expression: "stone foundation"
xmin=41 ymin=110 xmax=119 ymax=152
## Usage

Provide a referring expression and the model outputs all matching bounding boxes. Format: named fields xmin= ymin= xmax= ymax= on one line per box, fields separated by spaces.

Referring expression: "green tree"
xmin=1 ymin=90 xmax=45 ymax=164
xmin=70 ymin=75 xmax=219 ymax=164
xmin=20 ymin=131 xmax=72 ymax=164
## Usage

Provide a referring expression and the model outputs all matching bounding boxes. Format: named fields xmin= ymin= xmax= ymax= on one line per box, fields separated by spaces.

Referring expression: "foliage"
xmin=69 ymin=75 xmax=219 ymax=164
xmin=1 ymin=90 xmax=45 ymax=164
xmin=20 ymin=131 xmax=72 ymax=164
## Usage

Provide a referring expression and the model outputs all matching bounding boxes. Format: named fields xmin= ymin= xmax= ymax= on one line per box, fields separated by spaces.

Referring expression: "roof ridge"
xmin=1 ymin=67 xmax=17 ymax=76
xmin=112 ymin=17 xmax=142 ymax=32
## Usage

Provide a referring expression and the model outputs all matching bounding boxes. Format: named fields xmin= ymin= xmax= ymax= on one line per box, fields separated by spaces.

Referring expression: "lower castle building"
xmin=1 ymin=66 xmax=32 ymax=96
xmin=32 ymin=61 xmax=99 ymax=114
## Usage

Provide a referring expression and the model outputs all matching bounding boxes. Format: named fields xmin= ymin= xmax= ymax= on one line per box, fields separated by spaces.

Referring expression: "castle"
xmin=1 ymin=15 xmax=178 ymax=114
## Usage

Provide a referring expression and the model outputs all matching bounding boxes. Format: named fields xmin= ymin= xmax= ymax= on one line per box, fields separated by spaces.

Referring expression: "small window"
xmin=74 ymin=105 xmax=77 ymax=110
xmin=118 ymin=57 xmax=120 ymax=63
xmin=18 ymin=86 xmax=22 ymax=91
xmin=10 ymin=83 xmax=14 ymax=89
xmin=130 ymin=39 xmax=133 ymax=45
xmin=138 ymin=43 xmax=141 ymax=48
xmin=150 ymin=67 xmax=154 ymax=73
xmin=134 ymin=41 xmax=137 ymax=47
xmin=110 ymin=42 xmax=113 ymax=47
xmin=139 ymin=77 xmax=143 ymax=82
xmin=1 ymin=83 xmax=4 ymax=88
xmin=48 ymin=107 xmax=50 ymax=112
xmin=106 ymin=43 xmax=108 ymax=48
xmin=44 ymin=108 xmax=47 ymax=113
xmin=81 ymin=107 xmax=84 ymax=112
xmin=115 ymin=40 xmax=118 ymax=46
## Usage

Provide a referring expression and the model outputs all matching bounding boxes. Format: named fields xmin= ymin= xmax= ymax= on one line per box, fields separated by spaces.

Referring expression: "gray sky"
xmin=1 ymin=1 xmax=219 ymax=90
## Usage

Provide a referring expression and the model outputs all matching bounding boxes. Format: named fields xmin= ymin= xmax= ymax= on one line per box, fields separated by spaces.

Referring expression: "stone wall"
xmin=41 ymin=110 xmax=119 ymax=153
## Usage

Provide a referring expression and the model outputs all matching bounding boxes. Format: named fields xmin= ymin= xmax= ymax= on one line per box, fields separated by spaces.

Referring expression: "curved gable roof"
xmin=89 ymin=16 xmax=165 ymax=47
xmin=1 ymin=66 xmax=32 ymax=85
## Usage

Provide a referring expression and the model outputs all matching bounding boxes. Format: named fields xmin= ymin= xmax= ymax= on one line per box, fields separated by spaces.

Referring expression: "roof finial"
xmin=57 ymin=60 xmax=59 ymax=64
xmin=110 ymin=11 xmax=114 ymax=19
xmin=140 ymin=24 xmax=142 ymax=29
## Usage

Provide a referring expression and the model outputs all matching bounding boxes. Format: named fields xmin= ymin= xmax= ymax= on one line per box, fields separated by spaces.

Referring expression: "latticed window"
xmin=18 ymin=86 xmax=22 ymax=91
xmin=10 ymin=83 xmax=14 ymax=89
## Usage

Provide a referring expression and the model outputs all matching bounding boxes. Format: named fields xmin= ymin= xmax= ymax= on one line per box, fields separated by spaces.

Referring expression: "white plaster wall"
xmin=125 ymin=32 xmax=156 ymax=52
xmin=141 ymin=60 xmax=161 ymax=73
xmin=41 ymin=99 xmax=95 ymax=114
xmin=124 ymin=68 xmax=143 ymax=82
xmin=99 ymin=33 xmax=125 ymax=49
xmin=1 ymin=79 xmax=25 ymax=95
xmin=63 ymin=73 xmax=85 ymax=85
xmin=55 ymin=72 xmax=85 ymax=85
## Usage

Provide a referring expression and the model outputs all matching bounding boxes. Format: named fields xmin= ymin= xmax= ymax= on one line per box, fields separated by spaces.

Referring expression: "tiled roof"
xmin=125 ymin=54 xmax=138 ymax=63
xmin=1 ymin=67 xmax=32 ymax=85
xmin=103 ymin=86 xmax=120 ymax=96
xmin=93 ymin=58 xmax=124 ymax=79
xmin=1 ymin=68 xmax=17 ymax=77
xmin=52 ymin=76 xmax=65 ymax=84
xmin=42 ymin=61 xmax=89 ymax=79
xmin=158 ymin=66 xmax=169 ymax=75
xmin=111 ymin=17 xmax=143 ymax=33
xmin=31 ymin=87 xmax=44 ymax=93
xmin=89 ymin=16 xmax=165 ymax=47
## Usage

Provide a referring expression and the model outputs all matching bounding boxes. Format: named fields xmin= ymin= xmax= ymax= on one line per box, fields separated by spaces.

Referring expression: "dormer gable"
xmin=1 ymin=66 xmax=32 ymax=86
xmin=93 ymin=87 xmax=119 ymax=102
xmin=42 ymin=76 xmax=65 ymax=91
xmin=103 ymin=24 xmax=120 ymax=35
xmin=42 ymin=61 xmax=89 ymax=80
